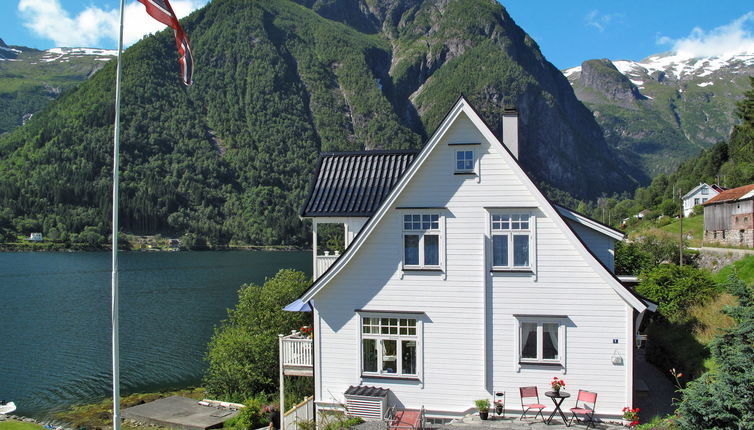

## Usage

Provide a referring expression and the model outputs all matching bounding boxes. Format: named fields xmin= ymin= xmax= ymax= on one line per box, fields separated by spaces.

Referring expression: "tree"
xmin=614 ymin=241 xmax=652 ymax=276
xmin=203 ymin=269 xmax=312 ymax=402
xmin=677 ymin=274 xmax=754 ymax=428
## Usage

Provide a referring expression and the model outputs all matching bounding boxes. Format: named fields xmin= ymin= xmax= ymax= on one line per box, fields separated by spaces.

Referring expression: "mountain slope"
xmin=565 ymin=49 xmax=754 ymax=183
xmin=0 ymin=0 xmax=633 ymax=246
xmin=0 ymin=38 xmax=116 ymax=134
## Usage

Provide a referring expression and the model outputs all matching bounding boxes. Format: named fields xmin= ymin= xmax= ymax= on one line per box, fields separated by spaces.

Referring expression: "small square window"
xmin=455 ymin=150 xmax=474 ymax=173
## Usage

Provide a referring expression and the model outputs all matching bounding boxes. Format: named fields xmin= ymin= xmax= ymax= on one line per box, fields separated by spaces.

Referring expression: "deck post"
xmin=279 ymin=334 xmax=285 ymax=430
xmin=312 ymin=221 xmax=318 ymax=278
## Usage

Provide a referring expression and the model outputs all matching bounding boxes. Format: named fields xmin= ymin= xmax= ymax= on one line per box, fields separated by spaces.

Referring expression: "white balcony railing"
xmin=315 ymin=251 xmax=339 ymax=279
xmin=280 ymin=331 xmax=313 ymax=376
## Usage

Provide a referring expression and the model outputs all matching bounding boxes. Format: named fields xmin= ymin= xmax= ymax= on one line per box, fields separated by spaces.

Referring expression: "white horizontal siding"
xmin=314 ymin=113 xmax=632 ymax=418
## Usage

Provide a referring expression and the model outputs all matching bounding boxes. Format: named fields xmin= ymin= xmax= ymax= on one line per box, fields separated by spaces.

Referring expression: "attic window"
xmin=455 ymin=150 xmax=475 ymax=173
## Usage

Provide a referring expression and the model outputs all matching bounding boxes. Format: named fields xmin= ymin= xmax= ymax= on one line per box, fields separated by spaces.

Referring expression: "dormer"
xmin=300 ymin=150 xmax=418 ymax=279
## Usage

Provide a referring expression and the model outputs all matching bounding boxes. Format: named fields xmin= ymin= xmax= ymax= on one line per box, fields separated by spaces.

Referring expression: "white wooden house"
xmin=682 ymin=183 xmax=723 ymax=217
xmin=291 ymin=97 xmax=653 ymax=422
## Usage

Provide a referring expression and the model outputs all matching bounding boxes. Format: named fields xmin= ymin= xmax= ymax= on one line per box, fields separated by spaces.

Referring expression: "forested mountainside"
xmin=0 ymin=0 xmax=635 ymax=246
xmin=565 ymin=49 xmax=754 ymax=183
xmin=602 ymin=77 xmax=754 ymax=222
xmin=0 ymin=38 xmax=116 ymax=135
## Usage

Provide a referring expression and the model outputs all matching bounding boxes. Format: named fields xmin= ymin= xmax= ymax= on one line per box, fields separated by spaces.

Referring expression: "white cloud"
xmin=585 ymin=10 xmax=621 ymax=32
xmin=657 ymin=12 xmax=754 ymax=57
xmin=18 ymin=0 xmax=208 ymax=48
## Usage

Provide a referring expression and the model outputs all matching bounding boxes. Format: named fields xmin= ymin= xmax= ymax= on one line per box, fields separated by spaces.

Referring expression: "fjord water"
xmin=0 ymin=251 xmax=309 ymax=418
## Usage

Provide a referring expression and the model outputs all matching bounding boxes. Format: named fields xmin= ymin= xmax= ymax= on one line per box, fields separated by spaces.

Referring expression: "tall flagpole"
xmin=112 ymin=1 xmax=125 ymax=429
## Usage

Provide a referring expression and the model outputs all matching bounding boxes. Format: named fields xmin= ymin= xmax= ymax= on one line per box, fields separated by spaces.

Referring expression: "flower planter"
xmin=479 ymin=412 xmax=489 ymax=420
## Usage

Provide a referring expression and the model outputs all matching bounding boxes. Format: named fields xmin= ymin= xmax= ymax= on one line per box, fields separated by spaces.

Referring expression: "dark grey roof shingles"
xmin=344 ymin=385 xmax=390 ymax=397
xmin=301 ymin=150 xmax=417 ymax=217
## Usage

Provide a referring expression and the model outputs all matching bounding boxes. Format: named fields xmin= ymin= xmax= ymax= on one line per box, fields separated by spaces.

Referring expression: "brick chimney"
xmin=502 ymin=108 xmax=519 ymax=159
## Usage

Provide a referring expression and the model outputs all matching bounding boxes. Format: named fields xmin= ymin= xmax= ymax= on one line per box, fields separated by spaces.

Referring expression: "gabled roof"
xmin=298 ymin=96 xmax=646 ymax=312
xmin=554 ymin=204 xmax=624 ymax=241
xmin=300 ymin=150 xmax=418 ymax=217
xmin=703 ymin=183 xmax=754 ymax=205
xmin=682 ymin=183 xmax=716 ymax=199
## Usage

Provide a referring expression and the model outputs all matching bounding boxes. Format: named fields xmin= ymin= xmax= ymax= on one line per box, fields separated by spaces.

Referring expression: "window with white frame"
xmin=517 ymin=317 xmax=566 ymax=365
xmin=701 ymin=186 xmax=709 ymax=195
xmin=491 ymin=213 xmax=532 ymax=269
xmin=403 ymin=214 xmax=441 ymax=269
xmin=361 ymin=316 xmax=419 ymax=377
xmin=694 ymin=198 xmax=700 ymax=206
xmin=455 ymin=150 xmax=474 ymax=173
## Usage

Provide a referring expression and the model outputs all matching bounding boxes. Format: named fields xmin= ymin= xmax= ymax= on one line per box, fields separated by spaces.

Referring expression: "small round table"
xmin=544 ymin=391 xmax=570 ymax=426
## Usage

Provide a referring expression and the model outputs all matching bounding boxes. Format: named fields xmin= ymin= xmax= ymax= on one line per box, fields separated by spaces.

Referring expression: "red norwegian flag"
xmin=137 ymin=0 xmax=194 ymax=85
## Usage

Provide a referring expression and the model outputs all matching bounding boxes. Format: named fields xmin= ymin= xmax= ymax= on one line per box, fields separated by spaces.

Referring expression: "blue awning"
xmin=283 ymin=298 xmax=312 ymax=312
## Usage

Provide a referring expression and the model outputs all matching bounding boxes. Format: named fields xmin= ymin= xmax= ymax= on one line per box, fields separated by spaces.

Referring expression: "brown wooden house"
xmin=703 ymin=184 xmax=754 ymax=248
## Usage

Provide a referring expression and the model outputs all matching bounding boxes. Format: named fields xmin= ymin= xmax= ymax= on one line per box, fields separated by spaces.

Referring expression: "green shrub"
xmin=638 ymin=264 xmax=720 ymax=324
xmin=204 ymin=269 xmax=312 ymax=401
xmin=615 ymin=240 xmax=652 ymax=275
xmin=224 ymin=393 xmax=272 ymax=430
xmin=317 ymin=411 xmax=364 ymax=430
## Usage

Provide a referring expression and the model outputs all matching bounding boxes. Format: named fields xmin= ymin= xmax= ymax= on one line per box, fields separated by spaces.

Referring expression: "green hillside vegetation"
xmin=570 ymin=56 xmax=751 ymax=183
xmin=0 ymin=44 xmax=112 ymax=134
xmin=714 ymin=255 xmax=754 ymax=286
xmin=0 ymin=0 xmax=633 ymax=247
xmin=608 ymin=77 xmax=754 ymax=233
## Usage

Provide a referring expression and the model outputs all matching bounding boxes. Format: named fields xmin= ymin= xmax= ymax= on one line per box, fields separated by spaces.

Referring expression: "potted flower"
xmin=495 ymin=400 xmax=504 ymax=416
xmin=551 ymin=377 xmax=566 ymax=394
xmin=622 ymin=407 xmax=639 ymax=427
xmin=300 ymin=325 xmax=313 ymax=338
xmin=475 ymin=399 xmax=490 ymax=420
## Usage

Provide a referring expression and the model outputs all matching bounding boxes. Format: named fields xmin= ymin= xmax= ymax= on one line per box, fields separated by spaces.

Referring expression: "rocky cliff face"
xmin=296 ymin=0 xmax=636 ymax=197
xmin=565 ymin=49 xmax=754 ymax=182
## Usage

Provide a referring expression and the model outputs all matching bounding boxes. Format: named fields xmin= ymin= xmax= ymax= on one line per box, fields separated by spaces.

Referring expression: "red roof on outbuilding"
xmin=703 ymin=183 xmax=754 ymax=205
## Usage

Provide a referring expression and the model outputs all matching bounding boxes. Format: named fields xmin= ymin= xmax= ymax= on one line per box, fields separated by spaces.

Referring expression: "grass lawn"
xmin=713 ymin=255 xmax=754 ymax=286
xmin=0 ymin=421 xmax=46 ymax=430
xmin=659 ymin=214 xmax=704 ymax=247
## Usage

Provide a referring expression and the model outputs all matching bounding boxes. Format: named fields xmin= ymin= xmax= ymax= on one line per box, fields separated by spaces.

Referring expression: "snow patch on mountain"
xmin=41 ymin=47 xmax=117 ymax=63
xmin=564 ymin=48 xmax=754 ymax=83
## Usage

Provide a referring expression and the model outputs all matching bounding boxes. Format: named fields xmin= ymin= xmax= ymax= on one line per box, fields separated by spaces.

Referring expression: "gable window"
xmin=455 ymin=150 xmax=474 ymax=173
xmin=491 ymin=213 xmax=532 ymax=269
xmin=362 ymin=316 xmax=419 ymax=377
xmin=701 ymin=186 xmax=709 ymax=195
xmin=516 ymin=317 xmax=566 ymax=366
xmin=403 ymin=214 xmax=441 ymax=269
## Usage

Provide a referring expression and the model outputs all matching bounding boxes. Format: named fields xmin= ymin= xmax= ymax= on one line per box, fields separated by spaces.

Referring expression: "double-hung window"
xmin=455 ymin=150 xmax=474 ymax=173
xmin=362 ymin=316 xmax=419 ymax=377
xmin=491 ymin=213 xmax=532 ymax=269
xmin=517 ymin=317 xmax=566 ymax=366
xmin=403 ymin=214 xmax=441 ymax=269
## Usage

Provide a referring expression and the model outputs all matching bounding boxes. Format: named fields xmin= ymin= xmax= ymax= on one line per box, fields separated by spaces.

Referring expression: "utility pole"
xmin=679 ymin=189 xmax=683 ymax=266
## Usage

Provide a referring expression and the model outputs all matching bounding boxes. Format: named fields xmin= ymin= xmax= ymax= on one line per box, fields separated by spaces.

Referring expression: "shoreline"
xmin=1 ymin=388 xmax=206 ymax=430
xmin=0 ymin=244 xmax=305 ymax=252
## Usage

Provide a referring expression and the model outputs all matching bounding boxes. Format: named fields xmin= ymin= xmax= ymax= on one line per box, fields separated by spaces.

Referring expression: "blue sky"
xmin=2 ymin=0 xmax=753 ymax=69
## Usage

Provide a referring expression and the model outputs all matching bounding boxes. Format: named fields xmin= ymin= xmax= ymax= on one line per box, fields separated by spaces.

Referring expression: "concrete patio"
xmin=435 ymin=412 xmax=623 ymax=429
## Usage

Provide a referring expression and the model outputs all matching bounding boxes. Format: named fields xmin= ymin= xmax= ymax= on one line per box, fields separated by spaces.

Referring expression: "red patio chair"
xmin=389 ymin=407 xmax=423 ymax=430
xmin=569 ymin=390 xmax=597 ymax=429
xmin=519 ymin=386 xmax=546 ymax=422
